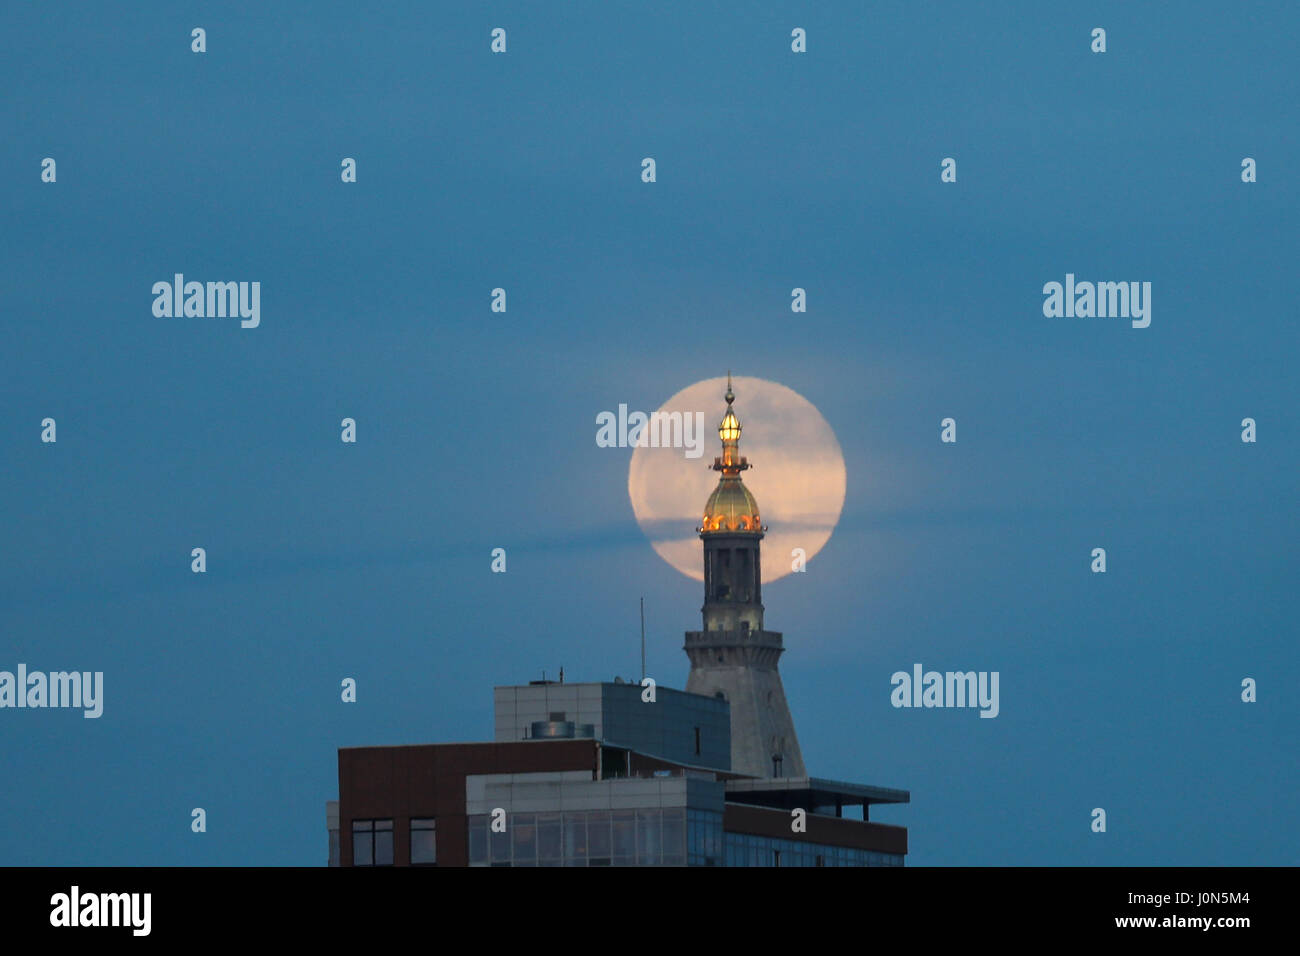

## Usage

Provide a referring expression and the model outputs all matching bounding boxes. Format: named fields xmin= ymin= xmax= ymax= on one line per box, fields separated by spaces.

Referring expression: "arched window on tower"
xmin=714 ymin=549 xmax=731 ymax=601
xmin=738 ymin=548 xmax=752 ymax=602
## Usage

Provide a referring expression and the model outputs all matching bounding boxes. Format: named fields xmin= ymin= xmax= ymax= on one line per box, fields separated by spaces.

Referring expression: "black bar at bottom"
xmin=0 ymin=866 xmax=1282 ymax=942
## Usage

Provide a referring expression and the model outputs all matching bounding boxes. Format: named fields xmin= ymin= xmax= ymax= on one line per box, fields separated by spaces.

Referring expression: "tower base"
xmin=684 ymin=629 xmax=806 ymax=779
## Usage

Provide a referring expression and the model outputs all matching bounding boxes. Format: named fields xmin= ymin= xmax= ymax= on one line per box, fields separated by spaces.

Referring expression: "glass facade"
xmin=468 ymin=809 xmax=687 ymax=866
xmin=687 ymin=808 xmax=723 ymax=866
xmin=466 ymin=807 xmax=900 ymax=867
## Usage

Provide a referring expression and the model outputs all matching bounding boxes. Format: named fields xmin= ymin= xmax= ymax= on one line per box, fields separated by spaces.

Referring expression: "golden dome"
xmin=701 ymin=479 xmax=761 ymax=533
xmin=699 ymin=373 xmax=763 ymax=534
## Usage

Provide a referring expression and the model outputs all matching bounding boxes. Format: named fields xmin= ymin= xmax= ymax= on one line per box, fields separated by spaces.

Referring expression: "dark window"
xmin=410 ymin=818 xmax=436 ymax=865
xmin=549 ymin=711 xmax=565 ymax=721
xmin=773 ymin=849 xmax=781 ymax=867
xmin=715 ymin=549 xmax=731 ymax=600
xmin=537 ymin=813 xmax=562 ymax=863
xmin=611 ymin=811 xmax=636 ymax=864
xmin=489 ymin=816 xmax=511 ymax=863
xmin=662 ymin=809 xmax=686 ymax=864
xmin=512 ymin=812 xmax=538 ymax=864
xmin=636 ymin=809 xmax=662 ymax=866
xmin=468 ymin=816 xmax=487 ymax=864
xmin=562 ymin=813 xmax=587 ymax=866
xmin=352 ymin=819 xmax=393 ymax=866
xmin=588 ymin=811 xmax=611 ymax=861
xmin=694 ymin=726 xmax=701 ymax=755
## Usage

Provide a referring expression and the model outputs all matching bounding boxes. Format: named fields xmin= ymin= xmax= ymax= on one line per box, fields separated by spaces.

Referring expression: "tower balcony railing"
xmin=684 ymin=628 xmax=784 ymax=650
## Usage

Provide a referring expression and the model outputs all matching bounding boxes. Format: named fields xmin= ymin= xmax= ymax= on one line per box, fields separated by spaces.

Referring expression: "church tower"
xmin=684 ymin=376 xmax=806 ymax=779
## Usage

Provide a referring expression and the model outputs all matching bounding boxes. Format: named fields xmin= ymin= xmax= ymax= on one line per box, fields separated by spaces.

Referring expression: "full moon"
xmin=628 ymin=376 xmax=846 ymax=584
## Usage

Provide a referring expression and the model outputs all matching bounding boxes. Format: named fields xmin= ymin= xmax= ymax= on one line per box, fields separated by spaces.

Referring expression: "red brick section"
xmin=338 ymin=740 xmax=599 ymax=866
xmin=724 ymin=803 xmax=908 ymax=856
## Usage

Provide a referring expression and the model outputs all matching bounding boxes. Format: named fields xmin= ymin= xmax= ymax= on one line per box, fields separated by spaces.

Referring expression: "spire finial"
xmin=715 ymin=372 xmax=745 ymax=474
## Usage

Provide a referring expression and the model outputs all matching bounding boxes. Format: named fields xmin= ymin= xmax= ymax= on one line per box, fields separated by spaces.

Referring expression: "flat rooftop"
xmin=725 ymin=776 xmax=910 ymax=808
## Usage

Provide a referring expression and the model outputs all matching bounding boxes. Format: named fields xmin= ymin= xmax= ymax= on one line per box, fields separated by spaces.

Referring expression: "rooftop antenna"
xmin=640 ymin=597 xmax=646 ymax=683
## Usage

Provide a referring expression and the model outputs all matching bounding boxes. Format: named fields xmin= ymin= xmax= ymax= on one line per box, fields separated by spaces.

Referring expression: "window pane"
xmin=513 ymin=814 xmax=538 ymax=864
xmin=611 ymin=811 xmax=636 ymax=862
xmin=353 ymin=828 xmax=372 ymax=867
xmin=490 ymin=821 xmax=510 ymax=863
xmin=469 ymin=817 xmax=487 ymax=864
xmin=375 ymin=818 xmax=393 ymax=831
xmin=411 ymin=827 xmax=436 ymax=865
xmin=636 ymin=809 xmax=661 ymax=865
xmin=662 ymin=809 xmax=685 ymax=859
xmin=563 ymin=813 xmax=587 ymax=865
xmin=537 ymin=814 xmax=562 ymax=862
xmin=375 ymin=829 xmax=394 ymax=866
xmin=587 ymin=811 xmax=611 ymax=858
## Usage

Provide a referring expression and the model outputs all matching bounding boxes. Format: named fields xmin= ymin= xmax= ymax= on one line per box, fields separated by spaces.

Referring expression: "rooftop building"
xmin=329 ymin=678 xmax=907 ymax=867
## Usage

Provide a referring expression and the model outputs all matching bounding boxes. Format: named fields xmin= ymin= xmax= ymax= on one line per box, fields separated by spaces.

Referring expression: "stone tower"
xmin=684 ymin=375 xmax=806 ymax=779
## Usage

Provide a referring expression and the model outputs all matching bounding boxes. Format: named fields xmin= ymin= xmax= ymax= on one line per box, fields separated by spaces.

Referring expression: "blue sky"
xmin=1 ymin=1 xmax=1296 ymax=865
